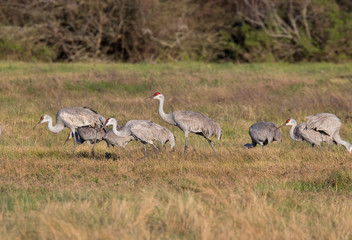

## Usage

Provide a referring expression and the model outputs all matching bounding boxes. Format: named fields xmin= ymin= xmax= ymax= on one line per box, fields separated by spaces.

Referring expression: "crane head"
xmin=284 ymin=118 xmax=296 ymax=126
xmin=33 ymin=114 xmax=50 ymax=129
xmin=278 ymin=118 xmax=295 ymax=128
xmin=64 ymin=131 xmax=74 ymax=145
xmin=146 ymin=92 xmax=163 ymax=100
xmin=104 ymin=117 xmax=117 ymax=127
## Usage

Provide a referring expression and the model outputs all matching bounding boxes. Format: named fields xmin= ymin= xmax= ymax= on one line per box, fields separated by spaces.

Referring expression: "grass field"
xmin=0 ymin=62 xmax=352 ymax=239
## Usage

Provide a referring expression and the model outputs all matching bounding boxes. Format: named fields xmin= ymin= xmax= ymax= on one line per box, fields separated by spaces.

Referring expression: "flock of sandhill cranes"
xmin=32 ymin=92 xmax=352 ymax=159
xmin=244 ymin=113 xmax=352 ymax=152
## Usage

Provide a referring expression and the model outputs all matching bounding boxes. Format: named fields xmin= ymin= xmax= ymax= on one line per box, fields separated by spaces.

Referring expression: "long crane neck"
xmin=289 ymin=122 xmax=302 ymax=142
xmin=110 ymin=121 xmax=129 ymax=138
xmin=333 ymin=134 xmax=352 ymax=152
xmin=158 ymin=97 xmax=176 ymax=125
xmin=47 ymin=116 xmax=64 ymax=133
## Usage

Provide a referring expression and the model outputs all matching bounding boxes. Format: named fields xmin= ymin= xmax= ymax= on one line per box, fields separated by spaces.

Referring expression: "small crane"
xmin=244 ymin=122 xmax=282 ymax=150
xmin=148 ymin=92 xmax=221 ymax=159
xmin=64 ymin=125 xmax=135 ymax=156
xmin=64 ymin=126 xmax=107 ymax=157
xmin=105 ymin=117 xmax=175 ymax=159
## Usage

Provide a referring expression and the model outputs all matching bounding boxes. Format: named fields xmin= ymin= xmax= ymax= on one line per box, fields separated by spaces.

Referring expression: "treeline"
xmin=0 ymin=0 xmax=351 ymax=62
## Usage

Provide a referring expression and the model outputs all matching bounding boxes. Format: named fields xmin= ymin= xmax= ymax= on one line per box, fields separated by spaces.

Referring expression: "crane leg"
xmin=184 ymin=136 xmax=188 ymax=156
xmin=137 ymin=145 xmax=148 ymax=160
xmin=70 ymin=129 xmax=76 ymax=154
xmin=203 ymin=136 xmax=220 ymax=160
xmin=91 ymin=128 xmax=98 ymax=158
xmin=151 ymin=143 xmax=159 ymax=152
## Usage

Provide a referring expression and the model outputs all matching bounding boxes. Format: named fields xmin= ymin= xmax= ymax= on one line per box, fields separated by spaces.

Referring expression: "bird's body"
xmin=105 ymin=118 xmax=175 ymax=158
xmin=149 ymin=92 xmax=221 ymax=159
xmin=34 ymin=107 xmax=106 ymax=155
xmin=282 ymin=113 xmax=351 ymax=152
xmin=68 ymin=126 xmax=107 ymax=145
xmin=244 ymin=122 xmax=281 ymax=149
xmin=104 ymin=128 xmax=135 ymax=149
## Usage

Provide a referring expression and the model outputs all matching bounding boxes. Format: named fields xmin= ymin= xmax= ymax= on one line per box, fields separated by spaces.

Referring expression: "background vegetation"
xmin=1 ymin=0 xmax=352 ymax=62
xmin=0 ymin=62 xmax=352 ymax=239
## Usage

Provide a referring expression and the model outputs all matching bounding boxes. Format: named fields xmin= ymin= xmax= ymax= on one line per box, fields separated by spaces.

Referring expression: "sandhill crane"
xmin=105 ymin=117 xmax=175 ymax=159
xmin=280 ymin=118 xmax=332 ymax=148
xmin=34 ymin=107 xmax=105 ymax=155
xmin=148 ymin=92 xmax=221 ymax=159
xmin=244 ymin=122 xmax=282 ymax=150
xmin=281 ymin=113 xmax=351 ymax=152
xmin=65 ymin=125 xmax=135 ymax=155
xmin=64 ymin=126 xmax=108 ymax=156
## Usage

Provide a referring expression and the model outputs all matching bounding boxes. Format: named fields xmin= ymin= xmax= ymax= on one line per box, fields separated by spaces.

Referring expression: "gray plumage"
xmin=306 ymin=113 xmax=351 ymax=152
xmin=105 ymin=117 xmax=175 ymax=158
xmin=150 ymin=92 xmax=221 ymax=159
xmin=104 ymin=128 xmax=135 ymax=149
xmin=244 ymin=122 xmax=282 ymax=149
xmin=34 ymin=107 xmax=106 ymax=155
xmin=282 ymin=113 xmax=352 ymax=152
xmin=66 ymin=125 xmax=135 ymax=152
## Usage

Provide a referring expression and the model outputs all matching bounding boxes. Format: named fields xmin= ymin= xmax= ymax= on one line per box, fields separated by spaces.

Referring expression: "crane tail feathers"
xmin=202 ymin=120 xmax=221 ymax=141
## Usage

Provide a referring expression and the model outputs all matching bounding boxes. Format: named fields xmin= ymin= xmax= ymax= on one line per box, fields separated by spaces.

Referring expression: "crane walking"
xmin=280 ymin=113 xmax=352 ymax=152
xmin=244 ymin=122 xmax=282 ymax=150
xmin=148 ymin=92 xmax=221 ymax=159
xmin=34 ymin=107 xmax=105 ymax=155
xmin=104 ymin=117 xmax=175 ymax=159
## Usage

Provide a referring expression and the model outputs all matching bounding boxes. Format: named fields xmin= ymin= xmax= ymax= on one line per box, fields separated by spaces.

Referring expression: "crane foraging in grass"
xmin=104 ymin=117 xmax=175 ymax=159
xmin=34 ymin=107 xmax=105 ymax=155
xmin=65 ymin=125 xmax=136 ymax=155
xmin=64 ymin=126 xmax=108 ymax=156
xmin=280 ymin=113 xmax=352 ymax=152
xmin=244 ymin=122 xmax=282 ymax=150
xmin=148 ymin=92 xmax=221 ymax=159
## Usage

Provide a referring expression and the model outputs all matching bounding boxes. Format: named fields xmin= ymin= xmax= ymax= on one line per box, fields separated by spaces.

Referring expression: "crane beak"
xmin=64 ymin=132 xmax=71 ymax=145
xmin=145 ymin=95 xmax=154 ymax=100
xmin=33 ymin=120 xmax=42 ymax=129
xmin=277 ymin=123 xmax=286 ymax=129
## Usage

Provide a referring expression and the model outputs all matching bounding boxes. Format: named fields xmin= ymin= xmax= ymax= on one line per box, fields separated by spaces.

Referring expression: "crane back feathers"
xmin=57 ymin=107 xmax=106 ymax=128
xmin=246 ymin=122 xmax=281 ymax=148
xmin=129 ymin=120 xmax=175 ymax=149
xmin=306 ymin=113 xmax=341 ymax=137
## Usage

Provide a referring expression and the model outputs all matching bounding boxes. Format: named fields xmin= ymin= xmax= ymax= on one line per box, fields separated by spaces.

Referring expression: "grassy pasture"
xmin=0 ymin=62 xmax=352 ymax=239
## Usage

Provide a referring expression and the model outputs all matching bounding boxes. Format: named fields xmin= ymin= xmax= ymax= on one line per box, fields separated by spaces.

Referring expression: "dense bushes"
xmin=0 ymin=0 xmax=351 ymax=62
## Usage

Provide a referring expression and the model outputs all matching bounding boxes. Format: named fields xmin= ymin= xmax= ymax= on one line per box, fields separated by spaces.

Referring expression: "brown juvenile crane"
xmin=148 ymin=92 xmax=221 ymax=159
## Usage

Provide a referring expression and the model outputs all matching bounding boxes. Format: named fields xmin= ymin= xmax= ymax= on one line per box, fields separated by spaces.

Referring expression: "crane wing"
xmin=306 ymin=113 xmax=341 ymax=136
xmin=249 ymin=122 xmax=278 ymax=142
xmin=58 ymin=107 xmax=106 ymax=128
xmin=130 ymin=120 xmax=175 ymax=148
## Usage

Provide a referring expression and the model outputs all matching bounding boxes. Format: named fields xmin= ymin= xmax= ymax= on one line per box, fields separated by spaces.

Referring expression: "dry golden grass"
xmin=0 ymin=62 xmax=352 ymax=239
